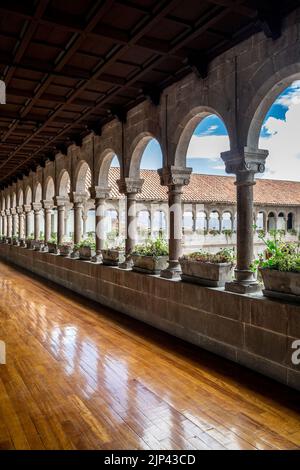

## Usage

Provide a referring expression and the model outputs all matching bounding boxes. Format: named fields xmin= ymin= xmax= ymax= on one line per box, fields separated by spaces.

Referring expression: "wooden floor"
xmin=0 ymin=261 xmax=300 ymax=450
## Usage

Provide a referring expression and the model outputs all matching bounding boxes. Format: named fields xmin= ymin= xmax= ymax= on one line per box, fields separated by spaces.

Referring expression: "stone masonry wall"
xmin=1 ymin=244 xmax=300 ymax=391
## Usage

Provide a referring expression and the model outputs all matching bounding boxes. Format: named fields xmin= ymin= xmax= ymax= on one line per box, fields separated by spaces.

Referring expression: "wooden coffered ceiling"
xmin=0 ymin=0 xmax=299 ymax=186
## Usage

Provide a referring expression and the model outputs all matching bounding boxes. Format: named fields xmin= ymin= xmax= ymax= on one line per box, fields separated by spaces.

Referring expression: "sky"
xmin=111 ymin=80 xmax=300 ymax=181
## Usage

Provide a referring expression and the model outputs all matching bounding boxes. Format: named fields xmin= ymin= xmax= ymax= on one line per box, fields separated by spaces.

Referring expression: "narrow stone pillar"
xmin=6 ymin=210 xmax=12 ymax=237
xmin=82 ymin=212 xmax=88 ymax=237
xmin=91 ymin=186 xmax=110 ymax=263
xmin=1 ymin=211 xmax=6 ymax=237
xmin=158 ymin=167 xmax=192 ymax=279
xmin=11 ymin=209 xmax=18 ymax=237
xmin=117 ymin=178 xmax=144 ymax=269
xmin=221 ymin=148 xmax=268 ymax=294
xmin=23 ymin=205 xmax=32 ymax=238
xmin=43 ymin=201 xmax=53 ymax=243
xmin=32 ymin=203 xmax=42 ymax=240
xmin=54 ymin=197 xmax=66 ymax=245
xmin=17 ymin=207 xmax=25 ymax=239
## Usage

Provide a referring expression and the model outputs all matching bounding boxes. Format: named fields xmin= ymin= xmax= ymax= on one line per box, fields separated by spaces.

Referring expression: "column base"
xmin=91 ymin=254 xmax=103 ymax=264
xmin=160 ymin=261 xmax=181 ymax=280
xmin=225 ymin=280 xmax=260 ymax=295
xmin=118 ymin=259 xmax=133 ymax=270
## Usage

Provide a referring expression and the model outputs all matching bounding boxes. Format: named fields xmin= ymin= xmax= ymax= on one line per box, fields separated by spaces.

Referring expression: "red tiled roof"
xmin=108 ymin=168 xmax=300 ymax=206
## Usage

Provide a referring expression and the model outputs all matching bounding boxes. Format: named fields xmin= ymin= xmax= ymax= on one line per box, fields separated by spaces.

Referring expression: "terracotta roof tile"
xmin=108 ymin=168 xmax=300 ymax=206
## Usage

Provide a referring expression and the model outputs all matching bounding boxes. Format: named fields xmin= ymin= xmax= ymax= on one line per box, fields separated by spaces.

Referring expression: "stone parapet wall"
xmin=1 ymin=244 xmax=299 ymax=391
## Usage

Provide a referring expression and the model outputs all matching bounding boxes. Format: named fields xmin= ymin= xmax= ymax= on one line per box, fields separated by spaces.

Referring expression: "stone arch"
xmin=196 ymin=210 xmax=208 ymax=231
xmin=33 ymin=182 xmax=42 ymax=203
xmin=174 ymin=106 xmax=231 ymax=168
xmin=75 ymin=160 xmax=92 ymax=196
xmin=221 ymin=211 xmax=233 ymax=231
xmin=208 ymin=210 xmax=221 ymax=231
xmin=128 ymin=133 xmax=162 ymax=180
xmin=58 ymin=170 xmax=71 ymax=198
xmin=44 ymin=176 xmax=55 ymax=201
xmin=25 ymin=186 xmax=32 ymax=205
xmin=287 ymin=212 xmax=295 ymax=231
xmin=97 ymin=149 xmax=121 ymax=188
xmin=246 ymin=67 xmax=300 ymax=150
xmin=17 ymin=188 xmax=24 ymax=207
xmin=11 ymin=192 xmax=16 ymax=208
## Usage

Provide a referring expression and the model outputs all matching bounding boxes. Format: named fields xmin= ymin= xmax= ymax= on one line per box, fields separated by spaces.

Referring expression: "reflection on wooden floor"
xmin=0 ymin=260 xmax=299 ymax=450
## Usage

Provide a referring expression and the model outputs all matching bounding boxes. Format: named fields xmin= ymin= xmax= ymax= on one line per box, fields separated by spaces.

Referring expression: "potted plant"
xmin=58 ymin=239 xmax=74 ymax=256
xmin=26 ymin=235 xmax=35 ymax=249
xmin=47 ymin=233 xmax=58 ymax=254
xmin=75 ymin=238 xmax=96 ymax=261
xmin=179 ymin=248 xmax=235 ymax=287
xmin=252 ymin=231 xmax=300 ymax=301
xmin=131 ymin=238 xmax=169 ymax=274
xmin=33 ymin=238 xmax=45 ymax=251
xmin=12 ymin=235 xmax=19 ymax=246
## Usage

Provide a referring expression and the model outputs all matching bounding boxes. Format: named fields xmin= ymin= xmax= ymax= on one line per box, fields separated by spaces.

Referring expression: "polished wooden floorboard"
xmin=0 ymin=260 xmax=299 ymax=450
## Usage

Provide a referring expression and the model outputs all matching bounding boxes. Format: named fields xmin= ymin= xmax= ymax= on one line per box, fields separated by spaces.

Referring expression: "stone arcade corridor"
xmin=0 ymin=259 xmax=299 ymax=450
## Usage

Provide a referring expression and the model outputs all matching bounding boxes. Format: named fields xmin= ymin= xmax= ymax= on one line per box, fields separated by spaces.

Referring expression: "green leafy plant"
xmin=180 ymin=248 xmax=235 ymax=264
xmin=252 ymin=230 xmax=300 ymax=273
xmin=209 ymin=229 xmax=220 ymax=236
xmin=288 ymin=228 xmax=297 ymax=236
xmin=74 ymin=235 xmax=96 ymax=251
xmin=222 ymin=229 xmax=233 ymax=238
xmin=47 ymin=233 xmax=57 ymax=244
xmin=132 ymin=238 xmax=169 ymax=257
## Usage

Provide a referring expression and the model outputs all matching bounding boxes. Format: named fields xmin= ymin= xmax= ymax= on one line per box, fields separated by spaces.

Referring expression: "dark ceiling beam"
xmin=207 ymin=0 xmax=257 ymax=18
xmin=3 ymin=0 xmax=51 ymax=85
xmin=0 ymin=0 xmax=183 ymax=175
xmin=0 ymin=3 xmax=237 ymax=180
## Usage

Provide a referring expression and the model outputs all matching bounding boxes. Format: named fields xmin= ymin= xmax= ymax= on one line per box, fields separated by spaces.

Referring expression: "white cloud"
xmin=259 ymin=101 xmax=300 ymax=181
xmin=186 ymin=134 xmax=230 ymax=160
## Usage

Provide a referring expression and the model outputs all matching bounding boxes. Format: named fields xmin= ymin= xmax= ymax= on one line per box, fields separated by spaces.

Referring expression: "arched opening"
xmin=6 ymin=194 xmax=10 ymax=210
xmin=267 ymin=212 xmax=276 ymax=232
xmin=287 ymin=212 xmax=294 ymax=232
xmin=183 ymin=209 xmax=193 ymax=234
xmin=208 ymin=211 xmax=220 ymax=232
xmin=18 ymin=189 xmax=24 ymax=207
xmin=256 ymin=212 xmax=265 ymax=231
xmin=75 ymin=161 xmax=93 ymax=239
xmin=221 ymin=212 xmax=232 ymax=231
xmin=277 ymin=212 xmax=286 ymax=232
xmin=196 ymin=211 xmax=207 ymax=233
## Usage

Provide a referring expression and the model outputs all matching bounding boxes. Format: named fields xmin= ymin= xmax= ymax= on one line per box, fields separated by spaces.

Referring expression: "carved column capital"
xmin=53 ymin=196 xmax=67 ymax=207
xmin=90 ymin=186 xmax=111 ymax=200
xmin=42 ymin=200 xmax=54 ymax=210
xmin=69 ymin=192 xmax=87 ymax=205
xmin=221 ymin=148 xmax=268 ymax=176
xmin=23 ymin=204 xmax=32 ymax=213
xmin=158 ymin=166 xmax=192 ymax=187
xmin=10 ymin=208 xmax=17 ymax=215
xmin=16 ymin=206 xmax=24 ymax=214
xmin=5 ymin=209 xmax=11 ymax=216
xmin=32 ymin=202 xmax=42 ymax=212
xmin=117 ymin=178 xmax=144 ymax=195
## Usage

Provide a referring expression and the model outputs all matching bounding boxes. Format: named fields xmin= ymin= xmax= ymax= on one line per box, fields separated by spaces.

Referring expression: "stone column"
xmin=91 ymin=186 xmax=110 ymax=263
xmin=70 ymin=193 xmax=86 ymax=249
xmin=54 ymin=197 xmax=66 ymax=245
xmin=32 ymin=203 xmax=42 ymax=240
xmin=23 ymin=205 xmax=32 ymax=238
xmin=6 ymin=210 xmax=12 ymax=238
xmin=11 ymin=209 xmax=18 ymax=237
xmin=158 ymin=166 xmax=192 ymax=279
xmin=221 ymin=148 xmax=268 ymax=294
xmin=43 ymin=201 xmax=53 ymax=243
xmin=1 ymin=211 xmax=6 ymax=237
xmin=117 ymin=178 xmax=144 ymax=269
xmin=82 ymin=212 xmax=88 ymax=238
xmin=17 ymin=207 xmax=25 ymax=240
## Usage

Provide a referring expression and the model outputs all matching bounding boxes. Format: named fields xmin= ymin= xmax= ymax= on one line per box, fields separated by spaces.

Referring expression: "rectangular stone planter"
xmin=260 ymin=268 xmax=300 ymax=302
xmin=132 ymin=255 xmax=169 ymax=275
xmin=5 ymin=237 xmax=12 ymax=244
xmin=179 ymin=259 xmax=233 ymax=287
xmin=58 ymin=244 xmax=73 ymax=256
xmin=79 ymin=246 xmax=96 ymax=260
xmin=33 ymin=240 xmax=45 ymax=251
xmin=101 ymin=249 xmax=125 ymax=266
xmin=47 ymin=242 xmax=58 ymax=254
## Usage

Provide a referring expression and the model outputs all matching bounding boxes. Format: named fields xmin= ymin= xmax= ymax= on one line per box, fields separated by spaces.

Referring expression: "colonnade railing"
xmin=0 ymin=149 xmax=276 ymax=294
